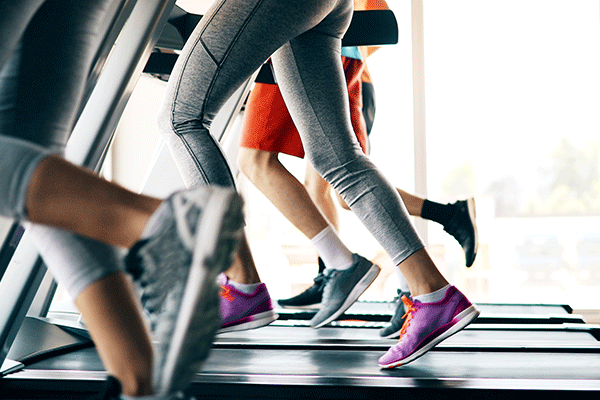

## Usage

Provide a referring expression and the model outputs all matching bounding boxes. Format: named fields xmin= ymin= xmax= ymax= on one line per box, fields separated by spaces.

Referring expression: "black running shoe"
xmin=379 ymin=289 xmax=411 ymax=339
xmin=277 ymin=258 xmax=326 ymax=308
xmin=86 ymin=376 xmax=191 ymax=399
xmin=86 ymin=376 xmax=121 ymax=400
xmin=443 ymin=198 xmax=478 ymax=267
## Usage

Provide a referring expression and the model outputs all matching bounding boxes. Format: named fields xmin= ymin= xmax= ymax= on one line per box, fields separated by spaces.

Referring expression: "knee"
xmin=0 ymin=136 xmax=51 ymax=219
xmin=335 ymin=190 xmax=350 ymax=210
xmin=303 ymin=169 xmax=323 ymax=200
xmin=237 ymin=147 xmax=276 ymax=183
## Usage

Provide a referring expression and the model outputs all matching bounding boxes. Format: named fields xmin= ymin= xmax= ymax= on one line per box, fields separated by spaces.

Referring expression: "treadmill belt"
xmin=215 ymin=324 xmax=600 ymax=350
xmin=276 ymin=301 xmax=584 ymax=325
xmin=199 ymin=347 xmax=600 ymax=385
xmin=13 ymin=345 xmax=600 ymax=394
xmin=329 ymin=301 xmax=572 ymax=316
xmin=3 ymin=302 xmax=599 ymax=398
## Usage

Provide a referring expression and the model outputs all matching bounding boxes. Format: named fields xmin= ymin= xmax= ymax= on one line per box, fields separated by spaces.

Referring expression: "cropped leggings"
xmin=0 ymin=0 xmax=122 ymax=299
xmin=158 ymin=0 xmax=423 ymax=265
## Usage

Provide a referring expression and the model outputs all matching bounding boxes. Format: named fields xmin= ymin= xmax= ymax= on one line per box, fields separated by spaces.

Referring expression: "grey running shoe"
xmin=379 ymin=289 xmax=412 ymax=339
xmin=125 ymin=186 xmax=244 ymax=396
xmin=444 ymin=198 xmax=478 ymax=267
xmin=310 ymin=254 xmax=380 ymax=328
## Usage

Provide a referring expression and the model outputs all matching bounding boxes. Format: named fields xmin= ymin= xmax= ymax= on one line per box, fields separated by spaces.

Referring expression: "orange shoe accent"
xmin=398 ymin=296 xmax=417 ymax=341
xmin=220 ymin=285 xmax=235 ymax=302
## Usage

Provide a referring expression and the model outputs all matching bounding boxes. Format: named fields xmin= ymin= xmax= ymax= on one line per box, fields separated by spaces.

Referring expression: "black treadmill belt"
xmin=330 ymin=301 xmax=572 ymax=316
xmin=199 ymin=347 xmax=600 ymax=384
xmin=15 ymin=345 xmax=600 ymax=393
xmin=275 ymin=302 xmax=583 ymax=326
xmin=214 ymin=325 xmax=600 ymax=350
xmin=4 ymin=302 xmax=599 ymax=398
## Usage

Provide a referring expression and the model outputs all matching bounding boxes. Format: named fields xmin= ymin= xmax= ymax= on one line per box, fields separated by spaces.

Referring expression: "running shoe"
xmin=378 ymin=286 xmax=480 ymax=368
xmin=444 ymin=198 xmax=478 ymax=267
xmin=86 ymin=375 xmax=195 ymax=399
xmin=218 ymin=274 xmax=278 ymax=333
xmin=277 ymin=258 xmax=326 ymax=309
xmin=310 ymin=254 xmax=380 ymax=328
xmin=86 ymin=376 xmax=121 ymax=400
xmin=125 ymin=186 xmax=244 ymax=395
xmin=379 ymin=289 xmax=411 ymax=339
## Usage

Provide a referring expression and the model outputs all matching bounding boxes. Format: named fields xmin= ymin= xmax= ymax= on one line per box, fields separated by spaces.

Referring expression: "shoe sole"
xmin=380 ymin=329 xmax=401 ymax=340
xmin=158 ymin=189 xmax=244 ymax=394
xmin=379 ymin=304 xmax=480 ymax=368
xmin=466 ymin=198 xmax=478 ymax=267
xmin=277 ymin=303 xmax=322 ymax=310
xmin=312 ymin=263 xmax=381 ymax=329
xmin=218 ymin=310 xmax=279 ymax=334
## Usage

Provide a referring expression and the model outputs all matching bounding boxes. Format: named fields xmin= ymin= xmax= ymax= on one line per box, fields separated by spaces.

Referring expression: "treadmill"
xmin=1 ymin=2 xmax=600 ymax=399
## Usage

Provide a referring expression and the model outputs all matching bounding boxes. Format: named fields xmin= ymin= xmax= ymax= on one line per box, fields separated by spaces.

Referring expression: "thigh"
xmin=0 ymin=0 xmax=114 ymax=151
xmin=0 ymin=0 xmax=45 ymax=69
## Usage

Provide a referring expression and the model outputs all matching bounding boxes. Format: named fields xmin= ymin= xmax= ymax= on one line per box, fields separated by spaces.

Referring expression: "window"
xmin=423 ymin=0 xmax=600 ymax=308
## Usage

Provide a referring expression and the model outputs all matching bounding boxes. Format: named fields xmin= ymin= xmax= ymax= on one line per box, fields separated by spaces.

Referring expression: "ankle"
xmin=227 ymin=278 xmax=262 ymax=294
xmin=413 ymin=284 xmax=451 ymax=303
xmin=224 ymin=272 xmax=261 ymax=285
xmin=115 ymin=372 xmax=153 ymax=397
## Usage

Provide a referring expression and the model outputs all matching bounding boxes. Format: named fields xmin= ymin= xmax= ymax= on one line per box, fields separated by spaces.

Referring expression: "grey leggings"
xmin=158 ymin=0 xmax=423 ymax=265
xmin=0 ymin=0 xmax=121 ymax=299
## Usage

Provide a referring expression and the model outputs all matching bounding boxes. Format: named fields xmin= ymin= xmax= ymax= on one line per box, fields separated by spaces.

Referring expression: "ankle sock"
xmin=413 ymin=284 xmax=451 ymax=303
xmin=420 ymin=200 xmax=456 ymax=227
xmin=395 ymin=268 xmax=411 ymax=293
xmin=311 ymin=226 xmax=354 ymax=271
xmin=227 ymin=280 xmax=261 ymax=294
xmin=121 ymin=394 xmax=181 ymax=400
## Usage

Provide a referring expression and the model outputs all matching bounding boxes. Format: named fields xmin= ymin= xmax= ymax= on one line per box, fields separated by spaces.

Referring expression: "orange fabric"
xmin=354 ymin=0 xmax=389 ymax=11
xmin=240 ymin=56 xmax=368 ymax=158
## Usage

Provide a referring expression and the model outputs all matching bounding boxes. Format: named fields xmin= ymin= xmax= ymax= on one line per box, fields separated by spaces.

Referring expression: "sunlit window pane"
xmin=424 ymin=0 xmax=600 ymax=308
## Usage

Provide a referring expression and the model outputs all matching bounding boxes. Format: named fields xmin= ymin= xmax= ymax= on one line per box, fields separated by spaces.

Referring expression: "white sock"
xmin=121 ymin=391 xmax=185 ymax=400
xmin=228 ymin=280 xmax=261 ymax=294
xmin=413 ymin=284 xmax=451 ymax=303
xmin=311 ymin=226 xmax=354 ymax=271
xmin=395 ymin=268 xmax=411 ymax=293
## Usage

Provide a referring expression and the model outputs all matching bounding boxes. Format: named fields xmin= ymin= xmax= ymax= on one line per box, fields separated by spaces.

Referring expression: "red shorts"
xmin=239 ymin=56 xmax=369 ymax=159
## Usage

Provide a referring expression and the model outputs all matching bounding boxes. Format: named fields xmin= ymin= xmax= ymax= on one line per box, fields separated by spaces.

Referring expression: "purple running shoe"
xmin=218 ymin=274 xmax=278 ymax=333
xmin=378 ymin=286 xmax=480 ymax=368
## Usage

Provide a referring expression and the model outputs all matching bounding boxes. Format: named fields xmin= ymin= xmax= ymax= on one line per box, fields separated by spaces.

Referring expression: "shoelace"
xmin=313 ymin=272 xmax=326 ymax=289
xmin=171 ymin=192 xmax=202 ymax=251
xmin=398 ymin=295 xmax=417 ymax=341
xmin=318 ymin=269 xmax=339 ymax=299
xmin=220 ymin=285 xmax=235 ymax=301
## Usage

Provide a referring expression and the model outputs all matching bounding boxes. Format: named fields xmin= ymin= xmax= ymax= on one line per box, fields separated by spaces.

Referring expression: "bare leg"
xmin=75 ymin=271 xmax=153 ymax=397
xmin=238 ymin=147 xmax=328 ymax=240
xmin=395 ymin=188 xmax=425 ymax=217
xmin=304 ymin=161 xmax=340 ymax=231
xmin=225 ymin=235 xmax=261 ymax=284
xmin=25 ymin=155 xmax=161 ymax=248
xmin=397 ymin=248 xmax=449 ymax=296
xmin=26 ymin=155 xmax=162 ymax=396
